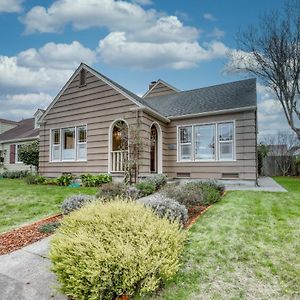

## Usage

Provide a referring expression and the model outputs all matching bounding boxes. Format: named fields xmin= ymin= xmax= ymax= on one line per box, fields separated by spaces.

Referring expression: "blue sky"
xmin=0 ymin=0 xmax=288 ymax=137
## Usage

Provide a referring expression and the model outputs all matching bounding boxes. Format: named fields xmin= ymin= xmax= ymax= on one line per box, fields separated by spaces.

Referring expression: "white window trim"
xmin=218 ymin=122 xmax=235 ymax=161
xmin=15 ymin=144 xmax=23 ymax=164
xmin=177 ymin=120 xmax=236 ymax=163
xmin=178 ymin=126 xmax=193 ymax=162
xmin=49 ymin=125 xmax=87 ymax=163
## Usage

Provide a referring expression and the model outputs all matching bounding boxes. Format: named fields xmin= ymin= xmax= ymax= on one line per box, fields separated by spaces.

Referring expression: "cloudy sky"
xmin=0 ymin=0 xmax=289 ymax=137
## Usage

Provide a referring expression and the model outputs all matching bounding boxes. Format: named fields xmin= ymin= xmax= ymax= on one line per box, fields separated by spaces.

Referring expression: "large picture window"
xmin=194 ymin=124 xmax=216 ymax=160
xmin=178 ymin=121 xmax=235 ymax=162
xmin=51 ymin=125 xmax=87 ymax=162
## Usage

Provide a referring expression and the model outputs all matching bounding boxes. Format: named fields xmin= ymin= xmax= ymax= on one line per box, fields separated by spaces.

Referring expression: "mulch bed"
xmin=0 ymin=214 xmax=62 ymax=255
xmin=185 ymin=205 xmax=211 ymax=228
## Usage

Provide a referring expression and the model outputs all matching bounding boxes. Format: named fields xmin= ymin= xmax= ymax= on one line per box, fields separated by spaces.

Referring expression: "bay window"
xmin=178 ymin=121 xmax=235 ymax=162
xmin=51 ymin=125 xmax=87 ymax=162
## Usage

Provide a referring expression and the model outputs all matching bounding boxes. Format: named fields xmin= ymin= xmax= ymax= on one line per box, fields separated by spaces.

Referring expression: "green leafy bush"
xmin=61 ymin=194 xmax=95 ymax=215
xmin=56 ymin=173 xmax=75 ymax=186
xmin=147 ymin=174 xmax=167 ymax=190
xmin=18 ymin=141 xmax=39 ymax=169
xmin=2 ymin=170 xmax=29 ymax=179
xmin=39 ymin=221 xmax=60 ymax=234
xmin=44 ymin=178 xmax=58 ymax=185
xmin=96 ymin=182 xmax=127 ymax=200
xmin=162 ymin=183 xmax=204 ymax=209
xmin=25 ymin=174 xmax=46 ymax=185
xmin=136 ymin=180 xmax=156 ymax=196
xmin=50 ymin=200 xmax=187 ymax=299
xmin=81 ymin=173 xmax=112 ymax=187
xmin=138 ymin=194 xmax=188 ymax=225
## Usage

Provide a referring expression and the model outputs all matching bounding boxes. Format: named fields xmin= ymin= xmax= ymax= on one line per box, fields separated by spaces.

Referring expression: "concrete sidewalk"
xmin=225 ymin=177 xmax=287 ymax=192
xmin=0 ymin=237 xmax=65 ymax=300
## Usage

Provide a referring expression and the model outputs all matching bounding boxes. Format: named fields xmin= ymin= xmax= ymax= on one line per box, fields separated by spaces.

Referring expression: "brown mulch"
xmin=0 ymin=214 xmax=62 ymax=255
xmin=185 ymin=205 xmax=211 ymax=228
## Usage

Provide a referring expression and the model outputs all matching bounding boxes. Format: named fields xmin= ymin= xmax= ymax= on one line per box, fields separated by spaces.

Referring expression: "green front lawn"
xmin=139 ymin=177 xmax=300 ymax=299
xmin=0 ymin=179 xmax=97 ymax=233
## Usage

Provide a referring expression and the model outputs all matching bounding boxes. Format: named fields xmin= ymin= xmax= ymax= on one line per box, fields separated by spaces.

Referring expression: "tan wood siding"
xmin=144 ymin=82 xmax=178 ymax=98
xmin=163 ymin=110 xmax=257 ymax=180
xmin=40 ymin=70 xmax=139 ymax=177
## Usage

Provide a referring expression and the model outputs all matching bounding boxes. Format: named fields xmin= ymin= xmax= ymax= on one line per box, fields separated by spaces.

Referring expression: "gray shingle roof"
xmin=143 ymin=78 xmax=257 ymax=117
xmin=0 ymin=118 xmax=38 ymax=142
xmin=85 ymin=64 xmax=256 ymax=119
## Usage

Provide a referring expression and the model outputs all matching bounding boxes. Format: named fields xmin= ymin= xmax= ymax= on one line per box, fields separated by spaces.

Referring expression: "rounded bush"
xmin=162 ymin=183 xmax=204 ymax=209
xmin=96 ymin=182 xmax=127 ymax=200
xmin=135 ymin=180 xmax=156 ymax=196
xmin=50 ymin=199 xmax=187 ymax=299
xmin=138 ymin=194 xmax=188 ymax=225
xmin=61 ymin=194 xmax=94 ymax=215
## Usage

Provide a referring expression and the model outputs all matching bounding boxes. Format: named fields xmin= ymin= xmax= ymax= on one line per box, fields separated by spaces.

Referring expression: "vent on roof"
xmin=176 ymin=172 xmax=191 ymax=178
xmin=79 ymin=69 xmax=86 ymax=86
xmin=222 ymin=173 xmax=239 ymax=179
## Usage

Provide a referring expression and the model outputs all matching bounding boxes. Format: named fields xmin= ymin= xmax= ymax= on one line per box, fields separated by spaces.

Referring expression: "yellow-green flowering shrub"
xmin=50 ymin=199 xmax=187 ymax=300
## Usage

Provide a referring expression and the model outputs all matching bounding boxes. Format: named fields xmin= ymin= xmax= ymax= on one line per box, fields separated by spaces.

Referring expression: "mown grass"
xmin=0 ymin=179 xmax=97 ymax=233
xmin=137 ymin=176 xmax=300 ymax=300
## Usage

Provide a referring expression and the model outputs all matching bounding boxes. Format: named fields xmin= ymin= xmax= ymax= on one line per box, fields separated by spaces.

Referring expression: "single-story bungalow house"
xmin=0 ymin=110 xmax=43 ymax=172
xmin=39 ymin=63 xmax=257 ymax=182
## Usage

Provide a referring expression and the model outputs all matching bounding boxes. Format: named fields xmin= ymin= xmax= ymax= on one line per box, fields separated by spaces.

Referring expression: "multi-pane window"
xmin=218 ymin=122 xmax=234 ymax=160
xmin=179 ymin=126 xmax=192 ymax=160
xmin=77 ymin=126 xmax=87 ymax=160
xmin=52 ymin=129 xmax=60 ymax=161
xmin=51 ymin=126 xmax=87 ymax=162
xmin=178 ymin=121 xmax=235 ymax=161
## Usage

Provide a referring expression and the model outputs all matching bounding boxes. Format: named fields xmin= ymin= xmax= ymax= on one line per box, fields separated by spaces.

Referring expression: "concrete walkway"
xmin=225 ymin=177 xmax=287 ymax=192
xmin=0 ymin=237 xmax=66 ymax=300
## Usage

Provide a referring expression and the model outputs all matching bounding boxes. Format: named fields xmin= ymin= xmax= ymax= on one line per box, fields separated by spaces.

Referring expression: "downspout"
xmin=255 ymin=109 xmax=259 ymax=187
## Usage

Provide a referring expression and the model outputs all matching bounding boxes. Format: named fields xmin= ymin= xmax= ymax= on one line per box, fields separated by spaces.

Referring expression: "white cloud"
xmin=22 ymin=0 xmax=156 ymax=34
xmin=98 ymin=32 xmax=228 ymax=69
xmin=208 ymin=27 xmax=225 ymax=39
xmin=0 ymin=0 xmax=23 ymax=13
xmin=132 ymin=0 xmax=152 ymax=5
xmin=17 ymin=41 xmax=96 ymax=69
xmin=0 ymin=41 xmax=95 ymax=92
xmin=203 ymin=13 xmax=216 ymax=21
xmin=0 ymin=93 xmax=52 ymax=120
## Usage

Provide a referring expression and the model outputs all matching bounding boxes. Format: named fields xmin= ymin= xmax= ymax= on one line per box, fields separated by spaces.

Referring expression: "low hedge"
xmin=50 ymin=200 xmax=187 ymax=299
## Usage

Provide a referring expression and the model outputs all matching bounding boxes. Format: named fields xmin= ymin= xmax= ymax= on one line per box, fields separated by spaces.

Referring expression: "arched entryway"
xmin=150 ymin=123 xmax=162 ymax=174
xmin=109 ymin=120 xmax=128 ymax=172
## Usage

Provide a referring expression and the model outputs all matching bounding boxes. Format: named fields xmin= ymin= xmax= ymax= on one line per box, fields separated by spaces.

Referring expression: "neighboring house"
xmin=0 ymin=110 xmax=43 ymax=171
xmin=39 ymin=63 xmax=257 ymax=182
xmin=0 ymin=118 xmax=18 ymax=135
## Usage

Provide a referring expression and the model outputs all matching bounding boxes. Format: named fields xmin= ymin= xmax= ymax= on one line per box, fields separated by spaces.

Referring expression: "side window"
xmin=178 ymin=126 xmax=192 ymax=161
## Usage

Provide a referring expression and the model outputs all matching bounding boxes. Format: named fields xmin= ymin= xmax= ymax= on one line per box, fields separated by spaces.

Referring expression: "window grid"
xmin=178 ymin=121 xmax=235 ymax=162
xmin=50 ymin=125 xmax=87 ymax=162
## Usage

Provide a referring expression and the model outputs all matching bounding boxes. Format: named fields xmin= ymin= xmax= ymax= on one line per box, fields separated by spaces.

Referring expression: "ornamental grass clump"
xmin=50 ymin=199 xmax=187 ymax=300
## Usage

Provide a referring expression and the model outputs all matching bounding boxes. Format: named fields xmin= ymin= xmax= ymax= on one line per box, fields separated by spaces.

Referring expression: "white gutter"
xmin=168 ymin=106 xmax=257 ymax=120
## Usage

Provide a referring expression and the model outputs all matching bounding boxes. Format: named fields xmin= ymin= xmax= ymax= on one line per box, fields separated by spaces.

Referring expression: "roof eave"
xmin=0 ymin=136 xmax=39 ymax=144
xmin=168 ymin=106 xmax=257 ymax=120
